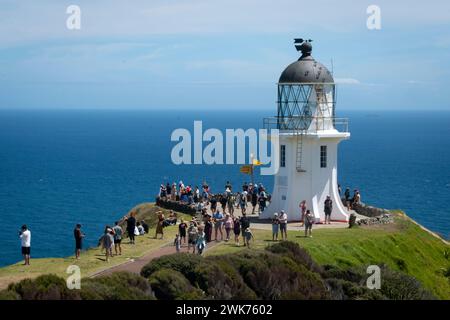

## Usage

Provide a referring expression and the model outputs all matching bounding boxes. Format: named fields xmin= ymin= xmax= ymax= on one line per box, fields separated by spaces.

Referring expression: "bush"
xmin=266 ymin=241 xmax=322 ymax=274
xmin=7 ymin=274 xmax=80 ymax=300
xmin=148 ymin=269 xmax=203 ymax=300
xmin=379 ymin=266 xmax=435 ymax=300
xmin=194 ymin=258 xmax=258 ymax=300
xmin=141 ymin=253 xmax=202 ymax=282
xmin=81 ymin=271 xmax=154 ymax=300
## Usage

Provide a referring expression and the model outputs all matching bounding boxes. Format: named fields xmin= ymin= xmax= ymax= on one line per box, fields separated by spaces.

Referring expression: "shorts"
xmin=114 ymin=238 xmax=122 ymax=244
xmin=75 ymin=240 xmax=82 ymax=250
xmin=272 ymin=224 xmax=279 ymax=234
xmin=215 ymin=222 xmax=223 ymax=229
xmin=188 ymin=238 xmax=196 ymax=245
xmin=280 ymin=223 xmax=287 ymax=232
xmin=325 ymin=212 xmax=331 ymax=217
xmin=305 ymin=223 xmax=312 ymax=230
xmin=22 ymin=246 xmax=30 ymax=255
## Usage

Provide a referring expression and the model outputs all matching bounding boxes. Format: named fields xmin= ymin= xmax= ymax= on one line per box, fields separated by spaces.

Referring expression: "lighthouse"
xmin=261 ymin=39 xmax=350 ymax=223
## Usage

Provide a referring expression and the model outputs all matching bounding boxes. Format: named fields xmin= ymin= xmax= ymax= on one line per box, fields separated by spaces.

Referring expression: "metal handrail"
xmin=263 ymin=116 xmax=349 ymax=133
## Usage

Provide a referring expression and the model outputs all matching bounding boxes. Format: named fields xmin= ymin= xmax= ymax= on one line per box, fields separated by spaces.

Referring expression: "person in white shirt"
xmin=279 ymin=210 xmax=288 ymax=240
xmin=19 ymin=225 xmax=31 ymax=265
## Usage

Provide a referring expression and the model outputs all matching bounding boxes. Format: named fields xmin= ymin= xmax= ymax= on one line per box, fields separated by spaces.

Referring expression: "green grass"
xmin=0 ymin=203 xmax=191 ymax=290
xmin=206 ymin=212 xmax=450 ymax=299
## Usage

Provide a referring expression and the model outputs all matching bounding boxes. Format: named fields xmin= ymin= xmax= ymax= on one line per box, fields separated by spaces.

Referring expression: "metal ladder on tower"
xmin=295 ymin=130 xmax=306 ymax=172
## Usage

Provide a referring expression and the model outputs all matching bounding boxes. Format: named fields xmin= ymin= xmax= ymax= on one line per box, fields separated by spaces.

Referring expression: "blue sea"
xmin=0 ymin=110 xmax=449 ymax=267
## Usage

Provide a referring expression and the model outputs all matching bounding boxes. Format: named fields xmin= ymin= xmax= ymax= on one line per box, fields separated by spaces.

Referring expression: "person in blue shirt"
xmin=213 ymin=209 xmax=224 ymax=241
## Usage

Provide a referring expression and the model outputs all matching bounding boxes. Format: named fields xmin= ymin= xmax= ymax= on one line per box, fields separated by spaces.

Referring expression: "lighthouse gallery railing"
xmin=263 ymin=116 xmax=349 ymax=133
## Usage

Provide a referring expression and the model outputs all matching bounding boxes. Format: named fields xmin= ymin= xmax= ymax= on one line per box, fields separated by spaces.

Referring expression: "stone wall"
xmin=155 ymin=197 xmax=197 ymax=216
xmin=352 ymin=202 xmax=390 ymax=217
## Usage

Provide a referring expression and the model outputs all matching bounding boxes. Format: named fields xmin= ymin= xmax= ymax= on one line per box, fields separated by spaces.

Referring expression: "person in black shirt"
xmin=239 ymin=214 xmax=250 ymax=245
xmin=141 ymin=220 xmax=149 ymax=234
xmin=126 ymin=214 xmax=136 ymax=244
xmin=74 ymin=224 xmax=84 ymax=259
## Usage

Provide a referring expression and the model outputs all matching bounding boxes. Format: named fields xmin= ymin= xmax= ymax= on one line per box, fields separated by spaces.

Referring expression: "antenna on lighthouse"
xmin=294 ymin=38 xmax=313 ymax=56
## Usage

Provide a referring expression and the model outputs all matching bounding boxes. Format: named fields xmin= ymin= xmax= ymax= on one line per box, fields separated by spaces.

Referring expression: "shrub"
xmin=7 ymin=274 xmax=80 ymax=300
xmin=379 ymin=266 xmax=435 ymax=300
xmin=141 ymin=253 xmax=202 ymax=282
xmin=81 ymin=271 xmax=154 ymax=300
xmin=148 ymin=269 xmax=203 ymax=300
xmin=266 ymin=241 xmax=322 ymax=273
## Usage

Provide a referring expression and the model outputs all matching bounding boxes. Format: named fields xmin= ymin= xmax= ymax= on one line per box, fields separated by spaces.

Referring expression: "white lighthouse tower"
xmin=261 ymin=39 xmax=350 ymax=223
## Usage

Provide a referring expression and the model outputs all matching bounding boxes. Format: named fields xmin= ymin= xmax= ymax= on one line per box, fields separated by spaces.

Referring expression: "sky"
xmin=0 ymin=0 xmax=449 ymax=111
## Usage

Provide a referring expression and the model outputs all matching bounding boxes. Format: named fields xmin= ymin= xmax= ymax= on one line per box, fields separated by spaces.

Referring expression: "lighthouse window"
xmin=280 ymin=145 xmax=286 ymax=167
xmin=320 ymin=145 xmax=327 ymax=168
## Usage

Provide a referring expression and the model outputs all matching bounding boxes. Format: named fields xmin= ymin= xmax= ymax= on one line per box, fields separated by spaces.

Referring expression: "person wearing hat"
xmin=279 ymin=210 xmax=288 ymax=240
xmin=19 ymin=225 xmax=31 ymax=265
xmin=271 ymin=213 xmax=280 ymax=241
xmin=102 ymin=226 xmax=115 ymax=262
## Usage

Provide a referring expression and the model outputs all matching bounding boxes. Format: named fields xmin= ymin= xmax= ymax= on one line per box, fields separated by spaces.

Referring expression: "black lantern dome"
xmin=279 ymin=40 xmax=333 ymax=84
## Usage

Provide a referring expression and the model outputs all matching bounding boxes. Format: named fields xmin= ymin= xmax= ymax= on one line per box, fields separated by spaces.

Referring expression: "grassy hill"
xmin=0 ymin=204 xmax=448 ymax=299
xmin=207 ymin=211 xmax=450 ymax=299
xmin=0 ymin=203 xmax=189 ymax=290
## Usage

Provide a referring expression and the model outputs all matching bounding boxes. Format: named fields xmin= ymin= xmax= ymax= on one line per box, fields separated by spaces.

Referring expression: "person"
xmin=224 ymin=213 xmax=233 ymax=241
xmin=239 ymin=191 xmax=247 ymax=214
xmin=196 ymin=226 xmax=206 ymax=255
xmin=19 ymin=225 xmax=31 ymax=266
xmin=112 ymin=221 xmax=123 ymax=256
xmin=353 ymin=190 xmax=361 ymax=206
xmin=210 ymin=196 xmax=217 ymax=212
xmin=271 ymin=213 xmax=279 ymax=241
xmin=258 ymin=191 xmax=267 ymax=214
xmin=251 ymin=188 xmax=258 ymax=214
xmin=136 ymin=222 xmax=145 ymax=235
xmin=155 ymin=211 xmax=165 ymax=239
xmin=239 ymin=213 xmax=250 ymax=246
xmin=174 ymin=234 xmax=181 ymax=253
xmin=213 ymin=209 xmax=224 ymax=241
xmin=187 ymin=222 xmax=198 ymax=253
xmin=324 ymin=196 xmax=333 ymax=224
xmin=227 ymin=193 xmax=235 ymax=215
xmin=225 ymin=181 xmax=232 ymax=191
xmin=74 ymin=224 xmax=84 ymax=259
xmin=279 ymin=210 xmax=288 ymax=240
xmin=126 ymin=213 xmax=136 ymax=244
xmin=232 ymin=216 xmax=241 ymax=246
xmin=299 ymin=200 xmax=307 ymax=227
xmin=141 ymin=220 xmax=149 ymax=234
xmin=304 ymin=210 xmax=314 ymax=237
xmin=220 ymin=194 xmax=227 ymax=212
xmin=344 ymin=187 xmax=351 ymax=210
xmin=178 ymin=219 xmax=188 ymax=244
xmin=338 ymin=184 xmax=342 ymax=197
xmin=103 ymin=226 xmax=115 ymax=262
xmin=243 ymin=228 xmax=254 ymax=248
xmin=204 ymin=215 xmax=213 ymax=243
xmin=166 ymin=182 xmax=172 ymax=198
xmin=171 ymin=182 xmax=177 ymax=201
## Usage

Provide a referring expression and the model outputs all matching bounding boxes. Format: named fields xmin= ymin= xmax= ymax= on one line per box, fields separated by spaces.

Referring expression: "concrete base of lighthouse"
xmin=260 ymin=130 xmax=350 ymax=223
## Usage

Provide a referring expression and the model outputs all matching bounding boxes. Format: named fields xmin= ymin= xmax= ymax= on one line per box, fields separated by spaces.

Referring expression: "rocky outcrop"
xmin=355 ymin=214 xmax=393 ymax=226
xmin=352 ymin=202 xmax=390 ymax=217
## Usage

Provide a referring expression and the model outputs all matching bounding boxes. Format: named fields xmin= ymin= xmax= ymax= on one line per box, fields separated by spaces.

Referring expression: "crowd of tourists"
xmin=17 ymin=181 xmax=363 ymax=264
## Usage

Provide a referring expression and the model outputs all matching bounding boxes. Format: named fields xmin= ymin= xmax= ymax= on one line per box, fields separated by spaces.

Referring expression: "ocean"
xmin=0 ymin=110 xmax=449 ymax=267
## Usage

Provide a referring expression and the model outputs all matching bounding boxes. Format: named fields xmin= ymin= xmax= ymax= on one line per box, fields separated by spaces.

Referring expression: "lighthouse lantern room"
xmin=261 ymin=39 xmax=350 ymax=223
